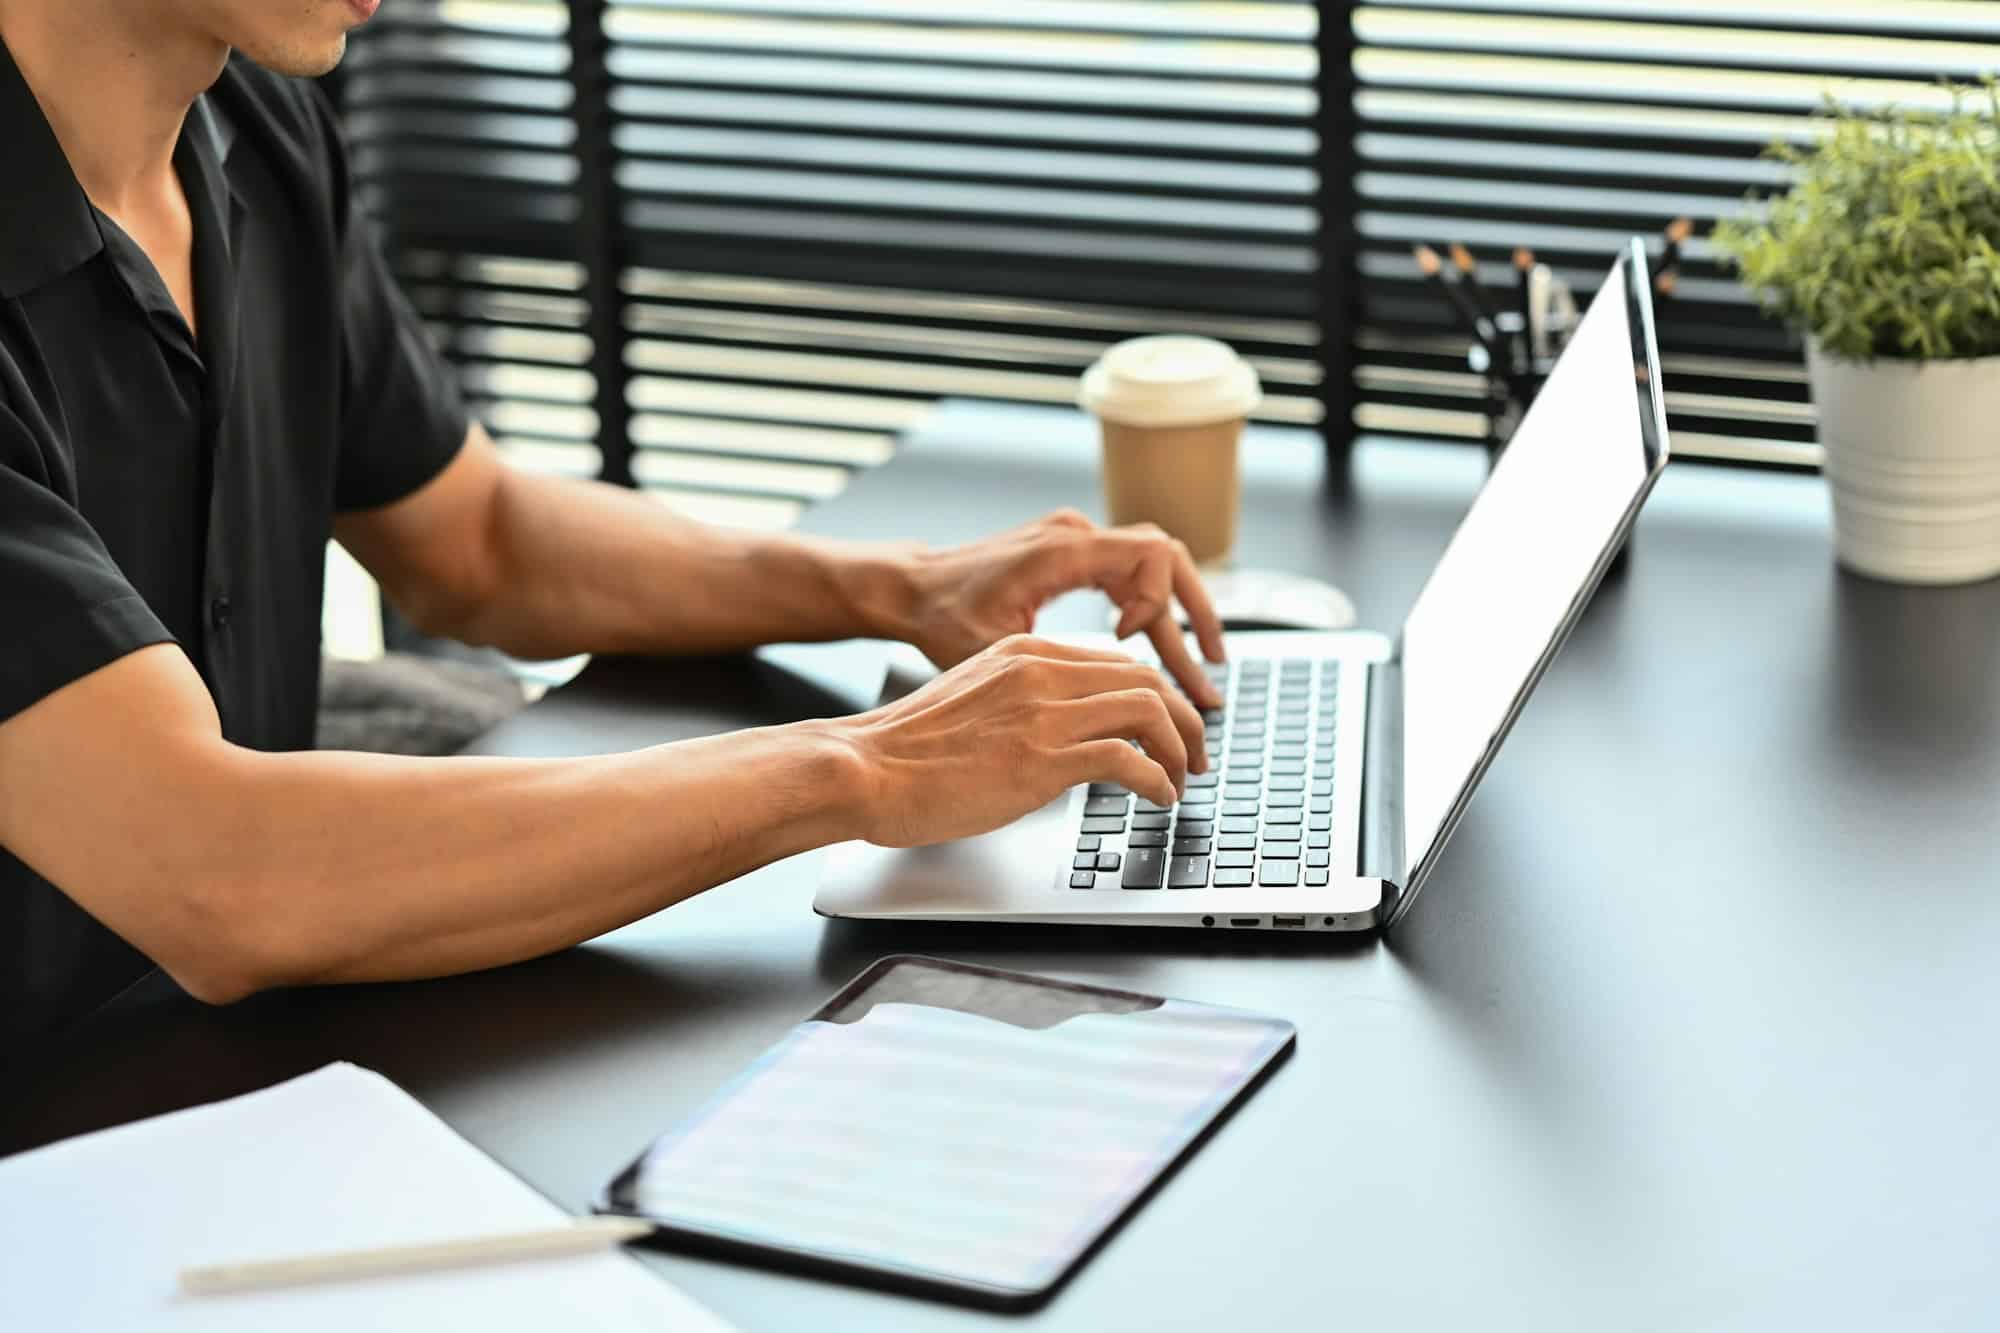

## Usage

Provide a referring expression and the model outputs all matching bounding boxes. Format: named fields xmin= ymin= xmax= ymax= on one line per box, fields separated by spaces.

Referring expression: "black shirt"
xmin=0 ymin=41 xmax=468 ymax=1053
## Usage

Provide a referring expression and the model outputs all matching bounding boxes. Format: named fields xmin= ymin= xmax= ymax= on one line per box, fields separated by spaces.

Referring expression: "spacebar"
xmin=1121 ymin=847 xmax=1166 ymax=889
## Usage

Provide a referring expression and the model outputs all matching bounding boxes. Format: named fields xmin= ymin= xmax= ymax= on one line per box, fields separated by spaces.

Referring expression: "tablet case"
xmin=597 ymin=955 xmax=1295 ymax=1311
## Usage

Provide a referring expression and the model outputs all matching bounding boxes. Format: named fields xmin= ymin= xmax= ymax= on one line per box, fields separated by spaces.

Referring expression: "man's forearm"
xmin=35 ymin=708 xmax=871 ymax=1004
xmin=446 ymin=467 xmax=921 ymax=660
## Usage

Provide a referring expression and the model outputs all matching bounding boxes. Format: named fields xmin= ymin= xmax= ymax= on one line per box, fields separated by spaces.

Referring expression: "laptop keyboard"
xmin=1069 ymin=657 xmax=1339 ymax=891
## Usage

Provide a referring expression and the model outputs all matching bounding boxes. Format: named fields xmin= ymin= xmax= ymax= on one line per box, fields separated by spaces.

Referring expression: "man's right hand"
xmin=831 ymin=634 xmax=1209 ymax=849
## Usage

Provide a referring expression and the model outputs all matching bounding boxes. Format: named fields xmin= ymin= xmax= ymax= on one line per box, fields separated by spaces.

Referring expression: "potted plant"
xmin=1713 ymin=84 xmax=2000 ymax=584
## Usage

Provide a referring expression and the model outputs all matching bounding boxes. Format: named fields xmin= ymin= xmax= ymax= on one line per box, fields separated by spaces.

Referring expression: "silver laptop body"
xmin=816 ymin=242 xmax=1671 ymax=934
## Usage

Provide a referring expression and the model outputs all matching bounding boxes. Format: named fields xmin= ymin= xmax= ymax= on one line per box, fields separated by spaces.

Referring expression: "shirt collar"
xmin=0 ymin=34 xmax=102 ymax=300
xmin=0 ymin=36 xmax=243 ymax=301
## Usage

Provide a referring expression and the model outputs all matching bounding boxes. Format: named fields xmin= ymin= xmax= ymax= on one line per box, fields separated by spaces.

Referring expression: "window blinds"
xmin=342 ymin=1 xmax=2000 ymax=496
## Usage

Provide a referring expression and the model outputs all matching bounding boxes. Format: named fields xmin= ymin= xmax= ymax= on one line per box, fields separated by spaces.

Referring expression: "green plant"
xmin=1712 ymin=83 xmax=2000 ymax=360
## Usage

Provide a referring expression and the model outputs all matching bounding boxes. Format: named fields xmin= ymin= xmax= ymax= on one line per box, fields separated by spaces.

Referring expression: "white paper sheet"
xmin=0 ymin=1062 xmax=738 ymax=1332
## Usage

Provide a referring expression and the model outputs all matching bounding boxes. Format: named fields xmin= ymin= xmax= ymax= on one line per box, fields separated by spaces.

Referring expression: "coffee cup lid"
xmin=1079 ymin=336 xmax=1261 ymax=429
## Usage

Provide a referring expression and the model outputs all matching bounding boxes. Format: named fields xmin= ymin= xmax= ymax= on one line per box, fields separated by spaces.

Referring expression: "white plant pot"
xmin=1807 ymin=342 xmax=2000 ymax=585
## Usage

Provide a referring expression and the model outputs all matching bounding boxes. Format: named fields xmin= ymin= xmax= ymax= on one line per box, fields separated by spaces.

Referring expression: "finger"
xmin=1089 ymin=539 xmax=1223 ymax=707
xmin=1144 ymin=615 xmax=1218 ymax=717
xmin=1061 ymin=739 xmax=1177 ymax=809
xmin=1168 ymin=544 xmax=1227 ymax=665
xmin=1109 ymin=541 xmax=1171 ymax=639
xmin=993 ymin=633 xmax=1142 ymax=668
xmin=1027 ymin=658 xmax=1206 ymax=772
xmin=1048 ymin=690 xmax=1189 ymax=795
xmin=1130 ymin=548 xmax=1223 ymax=707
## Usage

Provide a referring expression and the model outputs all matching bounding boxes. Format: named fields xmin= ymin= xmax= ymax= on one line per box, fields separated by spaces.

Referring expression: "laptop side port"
xmin=1229 ymin=917 xmax=1261 ymax=928
xmin=1272 ymin=915 xmax=1306 ymax=928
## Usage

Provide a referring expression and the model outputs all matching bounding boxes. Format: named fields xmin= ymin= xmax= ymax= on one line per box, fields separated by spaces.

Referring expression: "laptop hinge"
xmin=1358 ymin=657 xmax=1405 ymax=899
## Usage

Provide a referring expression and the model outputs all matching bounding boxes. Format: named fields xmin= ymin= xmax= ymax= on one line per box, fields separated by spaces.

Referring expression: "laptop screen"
xmin=1393 ymin=247 xmax=1668 ymax=916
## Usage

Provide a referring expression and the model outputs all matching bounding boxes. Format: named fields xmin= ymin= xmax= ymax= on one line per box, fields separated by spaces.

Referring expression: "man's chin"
xmin=239 ymin=33 xmax=348 ymax=79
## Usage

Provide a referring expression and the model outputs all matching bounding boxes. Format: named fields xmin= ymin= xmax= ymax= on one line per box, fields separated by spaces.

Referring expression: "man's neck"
xmin=1 ymin=0 xmax=228 ymax=214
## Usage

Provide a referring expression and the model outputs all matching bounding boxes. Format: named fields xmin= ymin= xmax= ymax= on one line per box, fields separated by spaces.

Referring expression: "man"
xmin=0 ymin=0 xmax=1224 ymax=1052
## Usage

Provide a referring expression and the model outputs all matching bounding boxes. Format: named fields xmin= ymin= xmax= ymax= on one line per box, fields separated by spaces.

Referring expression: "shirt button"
xmin=209 ymin=594 xmax=233 ymax=630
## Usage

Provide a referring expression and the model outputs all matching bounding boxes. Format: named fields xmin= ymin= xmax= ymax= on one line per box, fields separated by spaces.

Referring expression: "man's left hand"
xmin=896 ymin=510 xmax=1228 ymax=708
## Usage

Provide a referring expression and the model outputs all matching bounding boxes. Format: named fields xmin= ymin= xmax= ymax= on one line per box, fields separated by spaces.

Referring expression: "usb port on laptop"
xmin=1272 ymin=915 xmax=1306 ymax=929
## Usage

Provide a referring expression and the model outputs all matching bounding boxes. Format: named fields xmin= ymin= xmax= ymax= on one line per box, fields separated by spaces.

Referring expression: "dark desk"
xmin=12 ymin=403 xmax=2000 ymax=1330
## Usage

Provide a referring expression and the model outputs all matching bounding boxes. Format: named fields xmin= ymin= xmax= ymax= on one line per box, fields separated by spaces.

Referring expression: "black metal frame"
xmin=1316 ymin=2 xmax=1361 ymax=466
xmin=565 ymin=0 xmax=632 ymax=488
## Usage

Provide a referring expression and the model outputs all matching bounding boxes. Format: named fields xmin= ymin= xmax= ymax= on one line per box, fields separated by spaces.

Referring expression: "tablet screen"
xmin=599 ymin=958 xmax=1293 ymax=1309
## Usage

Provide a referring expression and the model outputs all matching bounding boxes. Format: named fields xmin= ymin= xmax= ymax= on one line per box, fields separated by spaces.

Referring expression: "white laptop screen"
xmin=1395 ymin=250 xmax=1667 ymax=906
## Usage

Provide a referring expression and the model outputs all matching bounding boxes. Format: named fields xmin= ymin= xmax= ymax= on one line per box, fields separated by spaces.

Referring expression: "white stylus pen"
xmin=178 ymin=1216 xmax=657 ymax=1295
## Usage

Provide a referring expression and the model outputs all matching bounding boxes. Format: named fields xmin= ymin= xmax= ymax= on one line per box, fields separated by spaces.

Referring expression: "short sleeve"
xmin=314 ymin=91 xmax=470 ymax=512
xmin=0 ymin=409 xmax=176 ymax=724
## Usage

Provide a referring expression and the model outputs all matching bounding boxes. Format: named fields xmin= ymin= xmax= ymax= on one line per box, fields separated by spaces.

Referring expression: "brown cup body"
xmin=1096 ymin=416 xmax=1245 ymax=565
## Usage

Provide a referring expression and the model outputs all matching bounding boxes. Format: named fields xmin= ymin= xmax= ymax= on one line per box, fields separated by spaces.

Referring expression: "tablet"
xmin=597 ymin=956 xmax=1294 ymax=1311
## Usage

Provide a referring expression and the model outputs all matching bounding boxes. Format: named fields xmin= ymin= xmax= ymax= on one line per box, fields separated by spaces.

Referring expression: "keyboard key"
xmin=1264 ymin=825 xmax=1302 ymax=842
xmin=1224 ymin=784 xmax=1262 ymax=801
xmin=1176 ymin=803 xmax=1216 ymax=823
xmin=1136 ymin=798 xmax=1176 ymax=814
xmin=1268 ymin=761 xmax=1305 ymax=776
xmin=1185 ymin=771 xmax=1220 ymax=789
xmin=1308 ymin=815 xmax=1332 ymax=832
xmin=1214 ymin=868 xmax=1255 ymax=887
xmin=1307 ymin=849 xmax=1331 ymax=868
xmin=1081 ymin=816 xmax=1126 ymax=834
xmin=1268 ymin=776 xmax=1305 ymax=791
xmin=1266 ymin=808 xmax=1304 ymax=825
xmin=1087 ymin=783 xmax=1130 ymax=797
xmin=1172 ymin=838 xmax=1212 ymax=857
xmin=1069 ymin=871 xmax=1096 ymax=889
xmin=1305 ymin=868 xmax=1331 ymax=886
xmin=1310 ymin=797 xmax=1332 ymax=814
xmin=1200 ymin=708 xmax=1226 ymax=725
xmin=1073 ymin=852 xmax=1098 ymax=871
xmin=1128 ymin=830 xmax=1169 ymax=848
xmin=1222 ymin=800 xmax=1259 ymax=817
xmin=1261 ymin=842 xmax=1301 ymax=860
xmin=1132 ymin=813 xmax=1172 ymax=831
xmin=1216 ymin=850 xmax=1255 ymax=869
xmin=1168 ymin=856 xmax=1210 ymax=889
xmin=1218 ymin=833 xmax=1257 ymax=851
xmin=1259 ymin=859 xmax=1300 ymax=886
xmin=1076 ymin=834 xmax=1102 ymax=853
xmin=1099 ymin=852 xmax=1124 ymax=872
xmin=1266 ymin=791 xmax=1304 ymax=808
xmin=1275 ymin=727 xmax=1307 ymax=743
xmin=1084 ymin=795 xmax=1129 ymax=817
xmin=1122 ymin=848 xmax=1167 ymax=889
xmin=1308 ymin=831 xmax=1331 ymax=849
xmin=1312 ymin=781 xmax=1333 ymax=797
xmin=1220 ymin=817 xmax=1259 ymax=835
xmin=1175 ymin=820 xmax=1215 ymax=840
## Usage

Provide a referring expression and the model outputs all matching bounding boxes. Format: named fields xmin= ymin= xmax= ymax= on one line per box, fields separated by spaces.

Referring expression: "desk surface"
xmin=12 ymin=404 xmax=2000 ymax=1331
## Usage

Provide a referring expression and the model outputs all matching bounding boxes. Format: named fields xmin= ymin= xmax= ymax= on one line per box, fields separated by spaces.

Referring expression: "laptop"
xmin=816 ymin=241 xmax=1670 ymax=934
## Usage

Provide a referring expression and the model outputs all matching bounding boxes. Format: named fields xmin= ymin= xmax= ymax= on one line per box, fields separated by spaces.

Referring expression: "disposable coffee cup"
xmin=1079 ymin=336 xmax=1262 ymax=566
